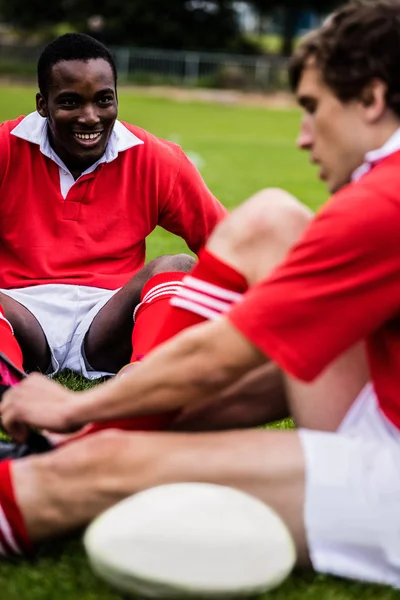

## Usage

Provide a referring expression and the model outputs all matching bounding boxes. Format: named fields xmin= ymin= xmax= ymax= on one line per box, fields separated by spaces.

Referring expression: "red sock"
xmin=153 ymin=247 xmax=248 ymax=345
xmin=131 ymin=271 xmax=187 ymax=361
xmin=81 ymin=254 xmax=247 ymax=437
xmin=0 ymin=460 xmax=33 ymax=557
xmin=0 ymin=307 xmax=23 ymax=371
xmin=80 ymin=272 xmax=188 ymax=437
xmin=133 ymin=249 xmax=248 ymax=354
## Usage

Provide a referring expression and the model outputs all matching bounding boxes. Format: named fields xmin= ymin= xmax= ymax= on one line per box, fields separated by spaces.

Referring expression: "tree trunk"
xmin=280 ymin=6 xmax=300 ymax=56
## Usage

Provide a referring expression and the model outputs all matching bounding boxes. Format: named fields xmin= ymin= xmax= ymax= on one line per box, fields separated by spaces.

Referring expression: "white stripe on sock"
xmin=133 ymin=289 xmax=184 ymax=323
xmin=141 ymin=281 xmax=184 ymax=304
xmin=182 ymin=276 xmax=243 ymax=303
xmin=0 ymin=503 xmax=21 ymax=556
xmin=134 ymin=282 xmax=185 ymax=322
xmin=175 ymin=288 xmax=232 ymax=313
xmin=170 ymin=297 xmax=224 ymax=321
xmin=142 ymin=287 xmax=183 ymax=305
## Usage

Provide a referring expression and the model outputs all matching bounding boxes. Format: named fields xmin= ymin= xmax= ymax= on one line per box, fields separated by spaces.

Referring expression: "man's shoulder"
xmin=0 ymin=116 xmax=26 ymax=138
xmin=356 ymin=150 xmax=400 ymax=194
xmin=120 ymin=122 xmax=183 ymax=163
xmin=315 ymin=154 xmax=400 ymax=242
xmin=332 ymin=152 xmax=400 ymax=207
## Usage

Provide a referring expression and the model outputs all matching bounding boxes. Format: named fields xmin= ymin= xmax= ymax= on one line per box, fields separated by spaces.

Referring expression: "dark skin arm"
xmin=170 ymin=362 xmax=288 ymax=431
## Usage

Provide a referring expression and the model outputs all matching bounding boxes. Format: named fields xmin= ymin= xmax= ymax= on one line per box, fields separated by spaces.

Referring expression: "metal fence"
xmin=0 ymin=43 xmax=290 ymax=90
xmin=111 ymin=47 xmax=289 ymax=90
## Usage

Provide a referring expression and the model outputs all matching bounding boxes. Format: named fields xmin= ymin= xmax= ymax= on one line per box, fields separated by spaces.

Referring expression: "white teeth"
xmin=74 ymin=132 xmax=102 ymax=140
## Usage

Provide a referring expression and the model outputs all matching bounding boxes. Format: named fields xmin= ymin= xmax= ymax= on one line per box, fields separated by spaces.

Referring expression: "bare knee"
xmin=148 ymin=253 xmax=196 ymax=276
xmin=43 ymin=430 xmax=142 ymax=511
xmin=16 ymin=430 xmax=145 ymax=540
xmin=49 ymin=430 xmax=130 ymax=476
xmin=208 ymin=188 xmax=313 ymax=284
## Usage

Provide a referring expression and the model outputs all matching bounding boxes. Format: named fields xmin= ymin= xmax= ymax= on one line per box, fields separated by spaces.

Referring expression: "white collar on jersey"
xmin=10 ymin=110 xmax=144 ymax=170
xmin=352 ymin=127 xmax=400 ymax=182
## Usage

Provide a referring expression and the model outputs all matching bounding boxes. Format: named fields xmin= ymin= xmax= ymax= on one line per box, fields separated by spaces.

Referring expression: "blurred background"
xmin=0 ymin=3 xmax=387 ymax=599
xmin=0 ymin=0 xmax=341 ymax=91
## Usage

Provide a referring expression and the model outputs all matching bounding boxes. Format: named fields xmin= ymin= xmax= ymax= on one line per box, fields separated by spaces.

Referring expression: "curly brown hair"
xmin=289 ymin=0 xmax=400 ymax=117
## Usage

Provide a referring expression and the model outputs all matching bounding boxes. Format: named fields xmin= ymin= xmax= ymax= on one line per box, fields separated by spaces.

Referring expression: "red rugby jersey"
xmin=229 ymin=150 xmax=400 ymax=428
xmin=0 ymin=117 xmax=227 ymax=290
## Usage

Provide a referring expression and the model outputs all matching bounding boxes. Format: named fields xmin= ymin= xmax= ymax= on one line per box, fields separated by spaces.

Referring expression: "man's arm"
xmin=170 ymin=362 xmax=288 ymax=431
xmin=158 ymin=149 xmax=228 ymax=254
xmin=1 ymin=319 xmax=266 ymax=441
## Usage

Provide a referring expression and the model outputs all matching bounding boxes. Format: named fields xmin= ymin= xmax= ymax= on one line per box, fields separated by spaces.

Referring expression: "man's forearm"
xmin=72 ymin=319 xmax=266 ymax=428
xmin=170 ymin=362 xmax=288 ymax=431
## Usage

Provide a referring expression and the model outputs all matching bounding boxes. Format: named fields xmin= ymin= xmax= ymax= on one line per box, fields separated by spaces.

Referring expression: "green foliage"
xmin=98 ymin=0 xmax=239 ymax=50
xmin=0 ymin=0 xmax=247 ymax=52
xmin=247 ymin=0 xmax=342 ymax=56
xmin=0 ymin=0 xmax=64 ymax=30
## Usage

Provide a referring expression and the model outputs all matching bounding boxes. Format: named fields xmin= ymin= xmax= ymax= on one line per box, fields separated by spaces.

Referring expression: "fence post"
xmin=114 ymin=47 xmax=130 ymax=82
xmin=184 ymin=52 xmax=200 ymax=86
xmin=255 ymin=57 xmax=271 ymax=89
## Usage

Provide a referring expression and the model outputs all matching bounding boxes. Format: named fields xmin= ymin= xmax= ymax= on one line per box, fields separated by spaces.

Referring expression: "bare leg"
xmin=285 ymin=343 xmax=369 ymax=431
xmin=206 ymin=188 xmax=369 ymax=430
xmin=0 ymin=292 xmax=50 ymax=372
xmin=84 ymin=254 xmax=195 ymax=373
xmin=12 ymin=428 xmax=308 ymax=565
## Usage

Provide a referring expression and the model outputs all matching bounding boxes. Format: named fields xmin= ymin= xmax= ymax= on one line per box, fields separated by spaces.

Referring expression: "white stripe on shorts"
xmin=299 ymin=384 xmax=400 ymax=588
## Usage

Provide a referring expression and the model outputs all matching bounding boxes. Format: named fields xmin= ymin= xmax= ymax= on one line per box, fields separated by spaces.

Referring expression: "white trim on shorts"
xmin=0 ymin=284 xmax=120 ymax=379
xmin=299 ymin=383 xmax=400 ymax=588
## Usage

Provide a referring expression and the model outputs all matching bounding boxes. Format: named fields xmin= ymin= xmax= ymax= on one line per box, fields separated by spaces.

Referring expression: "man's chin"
xmin=74 ymin=147 xmax=107 ymax=168
xmin=327 ymin=177 xmax=352 ymax=195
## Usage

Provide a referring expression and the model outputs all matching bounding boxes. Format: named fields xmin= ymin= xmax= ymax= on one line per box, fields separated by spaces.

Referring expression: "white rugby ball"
xmin=84 ymin=483 xmax=296 ymax=598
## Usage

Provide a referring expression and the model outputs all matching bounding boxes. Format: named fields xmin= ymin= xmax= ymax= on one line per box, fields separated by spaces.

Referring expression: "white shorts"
xmin=299 ymin=383 xmax=400 ymax=588
xmin=0 ymin=284 xmax=119 ymax=379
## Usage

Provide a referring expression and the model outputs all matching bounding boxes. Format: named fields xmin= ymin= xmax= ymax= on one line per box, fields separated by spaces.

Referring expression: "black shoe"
xmin=0 ymin=384 xmax=54 ymax=457
xmin=0 ymin=431 xmax=53 ymax=460
xmin=0 ymin=355 xmax=54 ymax=457
xmin=0 ymin=439 xmax=36 ymax=459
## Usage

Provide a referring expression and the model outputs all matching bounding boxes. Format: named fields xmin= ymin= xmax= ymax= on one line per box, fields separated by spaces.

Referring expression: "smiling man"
xmin=0 ymin=33 xmax=226 ymax=382
xmin=39 ymin=58 xmax=118 ymax=177
xmin=1 ymin=0 xmax=400 ymax=587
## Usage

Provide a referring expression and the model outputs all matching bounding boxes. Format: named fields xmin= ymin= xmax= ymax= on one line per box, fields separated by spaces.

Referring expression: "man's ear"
xmin=360 ymin=79 xmax=387 ymax=123
xmin=36 ymin=93 xmax=48 ymax=118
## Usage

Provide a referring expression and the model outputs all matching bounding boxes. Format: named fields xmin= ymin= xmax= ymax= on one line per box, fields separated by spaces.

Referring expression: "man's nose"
xmin=78 ymin=104 xmax=100 ymax=126
xmin=297 ymin=116 xmax=313 ymax=151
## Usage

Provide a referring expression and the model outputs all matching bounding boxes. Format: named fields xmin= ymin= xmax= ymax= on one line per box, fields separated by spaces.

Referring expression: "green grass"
xmin=0 ymin=85 xmax=397 ymax=599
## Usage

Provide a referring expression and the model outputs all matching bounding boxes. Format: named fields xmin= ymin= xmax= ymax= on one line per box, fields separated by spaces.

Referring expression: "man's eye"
xmin=98 ymin=97 xmax=113 ymax=106
xmin=306 ymin=103 xmax=317 ymax=115
xmin=60 ymin=99 xmax=78 ymax=108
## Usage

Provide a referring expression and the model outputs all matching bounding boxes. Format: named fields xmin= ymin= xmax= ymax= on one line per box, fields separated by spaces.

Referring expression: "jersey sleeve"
xmin=228 ymin=184 xmax=400 ymax=381
xmin=158 ymin=148 xmax=228 ymax=255
xmin=0 ymin=122 xmax=12 ymax=186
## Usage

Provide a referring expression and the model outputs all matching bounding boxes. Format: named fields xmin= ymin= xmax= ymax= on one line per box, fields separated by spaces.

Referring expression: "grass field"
xmin=0 ymin=85 xmax=399 ymax=600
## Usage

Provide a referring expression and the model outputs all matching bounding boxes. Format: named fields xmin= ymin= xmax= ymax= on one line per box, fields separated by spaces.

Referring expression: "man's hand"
xmin=0 ymin=373 xmax=82 ymax=443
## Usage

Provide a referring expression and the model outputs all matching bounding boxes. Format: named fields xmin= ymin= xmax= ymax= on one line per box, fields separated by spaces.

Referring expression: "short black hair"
xmin=37 ymin=33 xmax=117 ymax=97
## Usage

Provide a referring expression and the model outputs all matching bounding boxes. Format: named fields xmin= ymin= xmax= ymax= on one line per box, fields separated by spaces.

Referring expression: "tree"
xmin=0 ymin=0 xmax=244 ymax=52
xmin=0 ymin=0 xmax=64 ymax=30
xmin=249 ymin=0 xmax=341 ymax=56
